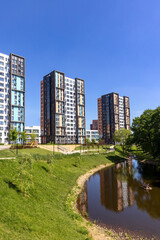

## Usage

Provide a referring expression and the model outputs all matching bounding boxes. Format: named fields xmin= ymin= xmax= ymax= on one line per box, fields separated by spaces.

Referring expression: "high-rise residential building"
xmin=40 ymin=80 xmax=44 ymax=140
xmin=98 ymin=92 xmax=130 ymax=144
xmin=0 ymin=52 xmax=25 ymax=144
xmin=97 ymin=97 xmax=103 ymax=136
xmin=41 ymin=70 xmax=85 ymax=144
xmin=90 ymin=120 xmax=98 ymax=130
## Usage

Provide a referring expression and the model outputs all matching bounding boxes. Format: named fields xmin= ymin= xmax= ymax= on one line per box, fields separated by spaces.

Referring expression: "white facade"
xmin=119 ymin=96 xmax=125 ymax=129
xmin=0 ymin=53 xmax=10 ymax=144
xmin=86 ymin=130 xmax=99 ymax=143
xmin=64 ymin=77 xmax=77 ymax=142
xmin=25 ymin=126 xmax=41 ymax=143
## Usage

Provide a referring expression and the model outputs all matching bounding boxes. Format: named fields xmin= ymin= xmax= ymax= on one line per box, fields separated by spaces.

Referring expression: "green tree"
xmin=98 ymin=138 xmax=102 ymax=145
xmin=85 ymin=138 xmax=90 ymax=152
xmin=131 ymin=107 xmax=160 ymax=159
xmin=85 ymin=138 xmax=90 ymax=145
xmin=31 ymin=131 xmax=38 ymax=144
xmin=91 ymin=138 xmax=96 ymax=148
xmin=19 ymin=131 xmax=28 ymax=145
xmin=97 ymin=138 xmax=102 ymax=153
xmin=113 ymin=128 xmax=131 ymax=153
xmin=9 ymin=128 xmax=18 ymax=145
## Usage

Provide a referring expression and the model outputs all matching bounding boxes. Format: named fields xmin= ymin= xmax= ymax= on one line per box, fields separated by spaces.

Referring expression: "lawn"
xmin=75 ymin=144 xmax=111 ymax=152
xmin=0 ymin=148 xmax=122 ymax=240
xmin=0 ymin=147 xmax=54 ymax=158
xmin=0 ymin=145 xmax=156 ymax=239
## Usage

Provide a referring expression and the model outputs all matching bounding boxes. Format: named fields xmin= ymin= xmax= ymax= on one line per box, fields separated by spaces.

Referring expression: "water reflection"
xmin=77 ymin=158 xmax=160 ymax=239
xmin=100 ymin=159 xmax=134 ymax=212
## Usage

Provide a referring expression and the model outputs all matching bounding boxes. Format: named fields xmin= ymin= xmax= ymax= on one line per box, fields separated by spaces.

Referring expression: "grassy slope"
xmin=0 ymin=148 xmax=119 ymax=240
xmin=75 ymin=145 xmax=110 ymax=151
xmin=0 ymin=148 xmax=54 ymax=158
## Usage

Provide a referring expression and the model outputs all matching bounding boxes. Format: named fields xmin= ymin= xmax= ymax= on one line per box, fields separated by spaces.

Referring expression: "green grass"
xmin=75 ymin=144 xmax=111 ymax=151
xmin=0 ymin=147 xmax=122 ymax=240
xmin=0 ymin=148 xmax=54 ymax=158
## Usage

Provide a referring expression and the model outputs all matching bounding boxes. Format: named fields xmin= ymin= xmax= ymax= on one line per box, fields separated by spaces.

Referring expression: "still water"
xmin=77 ymin=158 xmax=160 ymax=239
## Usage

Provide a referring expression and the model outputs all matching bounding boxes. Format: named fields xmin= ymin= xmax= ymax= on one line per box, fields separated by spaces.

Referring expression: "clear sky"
xmin=0 ymin=0 xmax=160 ymax=128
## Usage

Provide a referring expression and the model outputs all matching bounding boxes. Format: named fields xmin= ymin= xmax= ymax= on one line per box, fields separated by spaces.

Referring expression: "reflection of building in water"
xmin=77 ymin=181 xmax=88 ymax=217
xmin=100 ymin=161 xmax=134 ymax=212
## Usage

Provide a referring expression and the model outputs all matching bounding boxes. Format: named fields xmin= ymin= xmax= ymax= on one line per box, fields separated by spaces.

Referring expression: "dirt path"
xmin=67 ymin=162 xmax=119 ymax=240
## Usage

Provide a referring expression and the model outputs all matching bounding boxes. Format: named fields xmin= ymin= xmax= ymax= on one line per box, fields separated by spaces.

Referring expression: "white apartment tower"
xmin=0 ymin=52 xmax=25 ymax=144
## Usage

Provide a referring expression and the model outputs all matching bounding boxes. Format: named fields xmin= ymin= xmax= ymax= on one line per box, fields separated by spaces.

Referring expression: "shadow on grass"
xmin=4 ymin=180 xmax=21 ymax=193
xmin=115 ymin=147 xmax=124 ymax=154
xmin=106 ymin=155 xmax=126 ymax=163
xmin=41 ymin=166 xmax=49 ymax=172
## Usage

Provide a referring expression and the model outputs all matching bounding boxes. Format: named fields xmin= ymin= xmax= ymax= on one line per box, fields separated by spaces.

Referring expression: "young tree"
xmin=98 ymin=138 xmax=102 ymax=145
xmin=19 ymin=130 xmax=28 ymax=145
xmin=85 ymin=138 xmax=90 ymax=152
xmin=92 ymin=138 xmax=96 ymax=148
xmin=85 ymin=138 xmax=90 ymax=145
xmin=113 ymin=128 xmax=131 ymax=153
xmin=97 ymin=138 xmax=102 ymax=153
xmin=9 ymin=128 xmax=18 ymax=145
xmin=31 ymin=131 xmax=38 ymax=144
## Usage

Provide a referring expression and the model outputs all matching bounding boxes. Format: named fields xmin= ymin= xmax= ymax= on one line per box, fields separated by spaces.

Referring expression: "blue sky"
xmin=0 ymin=0 xmax=160 ymax=128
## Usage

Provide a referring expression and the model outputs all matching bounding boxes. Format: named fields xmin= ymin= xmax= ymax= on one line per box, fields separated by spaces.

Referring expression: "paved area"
xmin=38 ymin=144 xmax=80 ymax=154
xmin=0 ymin=145 xmax=11 ymax=150
xmin=38 ymin=144 xmax=114 ymax=155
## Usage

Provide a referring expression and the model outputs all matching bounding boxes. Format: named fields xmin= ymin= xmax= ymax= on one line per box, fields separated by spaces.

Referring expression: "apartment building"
xmin=98 ymin=93 xmax=130 ymax=144
xmin=90 ymin=120 xmax=98 ymax=130
xmin=97 ymin=98 xmax=103 ymax=136
xmin=41 ymin=70 xmax=85 ymax=144
xmin=86 ymin=130 xmax=99 ymax=142
xmin=40 ymin=80 xmax=44 ymax=139
xmin=0 ymin=52 xmax=25 ymax=144
xmin=25 ymin=126 xmax=41 ymax=143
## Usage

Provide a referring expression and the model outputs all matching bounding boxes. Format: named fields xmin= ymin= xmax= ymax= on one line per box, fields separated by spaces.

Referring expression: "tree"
xmin=113 ymin=128 xmax=131 ymax=152
xmin=98 ymin=138 xmax=102 ymax=153
xmin=91 ymin=138 xmax=96 ymax=148
xmin=98 ymin=138 xmax=102 ymax=145
xmin=131 ymin=107 xmax=160 ymax=159
xmin=31 ymin=131 xmax=38 ymax=144
xmin=85 ymin=138 xmax=90 ymax=145
xmin=19 ymin=130 xmax=28 ymax=145
xmin=85 ymin=138 xmax=91 ymax=152
xmin=9 ymin=128 xmax=18 ymax=145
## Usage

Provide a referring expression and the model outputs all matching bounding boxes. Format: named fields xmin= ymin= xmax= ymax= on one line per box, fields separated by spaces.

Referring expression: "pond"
xmin=77 ymin=158 xmax=160 ymax=239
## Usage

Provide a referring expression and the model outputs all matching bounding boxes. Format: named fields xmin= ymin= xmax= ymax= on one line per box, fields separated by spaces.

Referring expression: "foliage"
xmin=9 ymin=128 xmax=18 ymax=144
xmin=85 ymin=138 xmax=90 ymax=145
xmin=131 ymin=107 xmax=160 ymax=159
xmin=113 ymin=128 xmax=131 ymax=152
xmin=98 ymin=138 xmax=102 ymax=144
xmin=19 ymin=130 xmax=28 ymax=144
xmin=91 ymin=138 xmax=96 ymax=148
xmin=91 ymin=138 xmax=96 ymax=145
xmin=31 ymin=131 xmax=38 ymax=143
